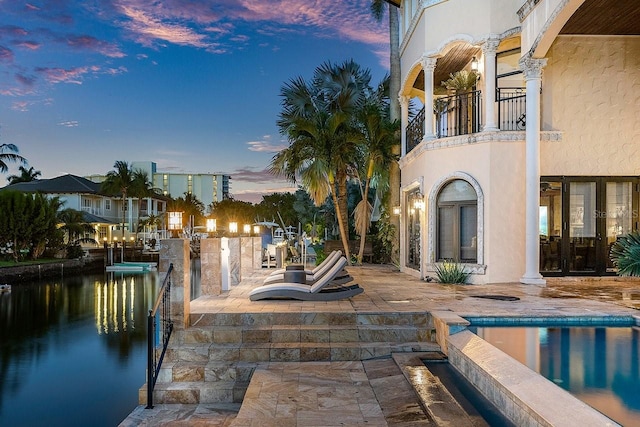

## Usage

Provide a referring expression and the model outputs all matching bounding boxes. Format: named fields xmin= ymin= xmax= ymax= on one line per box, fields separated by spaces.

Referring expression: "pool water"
xmin=471 ymin=326 xmax=640 ymax=426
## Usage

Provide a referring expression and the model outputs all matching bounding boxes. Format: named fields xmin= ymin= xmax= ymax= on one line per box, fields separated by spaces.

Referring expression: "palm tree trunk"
xmin=336 ymin=169 xmax=349 ymax=242
xmin=357 ymin=160 xmax=375 ymax=264
xmin=331 ymin=190 xmax=351 ymax=263
xmin=388 ymin=5 xmax=402 ymax=265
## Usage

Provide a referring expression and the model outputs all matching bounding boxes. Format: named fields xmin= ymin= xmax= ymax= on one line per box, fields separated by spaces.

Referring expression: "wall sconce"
xmin=414 ymin=200 xmax=425 ymax=211
xmin=229 ymin=222 xmax=238 ymax=234
xmin=206 ymin=218 xmax=217 ymax=232
xmin=470 ymin=56 xmax=478 ymax=72
xmin=392 ymin=206 xmax=401 ymax=215
xmin=243 ymin=224 xmax=251 ymax=235
xmin=253 ymin=225 xmax=261 ymax=235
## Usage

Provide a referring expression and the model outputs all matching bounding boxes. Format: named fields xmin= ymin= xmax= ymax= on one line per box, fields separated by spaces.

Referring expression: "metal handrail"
xmin=497 ymin=87 xmax=526 ymax=131
xmin=146 ymin=263 xmax=174 ymax=409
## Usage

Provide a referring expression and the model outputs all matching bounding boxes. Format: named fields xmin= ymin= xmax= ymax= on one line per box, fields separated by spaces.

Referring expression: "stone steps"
xmin=144 ymin=311 xmax=438 ymax=405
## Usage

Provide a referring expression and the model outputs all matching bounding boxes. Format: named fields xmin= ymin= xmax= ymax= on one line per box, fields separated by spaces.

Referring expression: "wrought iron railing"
xmin=146 ymin=263 xmax=174 ymax=409
xmin=497 ymin=87 xmax=526 ymax=130
xmin=406 ymin=106 xmax=425 ymax=153
xmin=435 ymin=90 xmax=482 ymax=138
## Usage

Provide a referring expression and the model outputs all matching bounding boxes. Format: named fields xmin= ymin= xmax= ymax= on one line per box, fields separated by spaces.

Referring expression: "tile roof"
xmin=2 ymin=174 xmax=102 ymax=194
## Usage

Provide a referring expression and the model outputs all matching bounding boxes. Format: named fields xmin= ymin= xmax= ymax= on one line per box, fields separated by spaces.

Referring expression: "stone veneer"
xmin=433 ymin=312 xmax=620 ymax=427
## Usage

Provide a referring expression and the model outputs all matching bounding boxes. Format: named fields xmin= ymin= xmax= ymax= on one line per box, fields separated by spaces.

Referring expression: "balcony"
xmin=405 ymin=88 xmax=527 ymax=154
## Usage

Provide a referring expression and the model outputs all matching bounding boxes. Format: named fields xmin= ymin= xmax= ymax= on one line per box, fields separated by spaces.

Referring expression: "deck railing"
xmin=146 ymin=263 xmax=174 ymax=409
xmin=406 ymin=106 xmax=426 ymax=153
xmin=435 ymin=90 xmax=482 ymax=138
xmin=497 ymin=87 xmax=526 ymax=130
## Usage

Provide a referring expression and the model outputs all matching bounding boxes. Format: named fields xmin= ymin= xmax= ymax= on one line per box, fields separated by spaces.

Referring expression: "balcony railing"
xmin=405 ymin=88 xmax=528 ymax=155
xmin=406 ymin=106 xmax=425 ymax=153
xmin=497 ymin=87 xmax=526 ymax=131
xmin=435 ymin=90 xmax=482 ymax=138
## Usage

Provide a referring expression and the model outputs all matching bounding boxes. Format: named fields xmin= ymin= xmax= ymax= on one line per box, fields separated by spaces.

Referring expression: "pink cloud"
xmin=66 ymin=35 xmax=126 ymax=58
xmin=0 ymin=46 xmax=14 ymax=62
xmin=246 ymin=136 xmax=288 ymax=153
xmin=35 ymin=65 xmax=99 ymax=84
xmin=231 ymin=166 xmax=284 ymax=183
xmin=14 ymin=40 xmax=41 ymax=50
xmin=232 ymin=186 xmax=297 ymax=204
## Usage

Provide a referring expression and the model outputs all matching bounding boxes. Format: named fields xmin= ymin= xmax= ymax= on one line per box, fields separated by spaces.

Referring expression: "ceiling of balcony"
xmin=411 ymin=0 xmax=639 ymax=94
xmin=560 ymin=0 xmax=640 ymax=35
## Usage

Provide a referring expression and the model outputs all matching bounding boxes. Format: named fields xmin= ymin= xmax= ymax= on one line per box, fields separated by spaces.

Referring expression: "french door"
xmin=540 ymin=177 xmax=639 ymax=276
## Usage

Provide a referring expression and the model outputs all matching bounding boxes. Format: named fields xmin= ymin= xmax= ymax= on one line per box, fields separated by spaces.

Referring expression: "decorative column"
xmin=482 ymin=38 xmax=500 ymax=131
xmin=228 ymin=237 xmax=241 ymax=285
xmin=240 ymin=236 xmax=254 ymax=276
xmin=252 ymin=236 xmax=263 ymax=270
xmin=400 ymin=95 xmax=410 ymax=156
xmin=159 ymin=238 xmax=190 ymax=330
xmin=421 ymin=56 xmax=438 ymax=141
xmin=200 ymin=238 xmax=222 ymax=295
xmin=520 ymin=57 xmax=547 ymax=285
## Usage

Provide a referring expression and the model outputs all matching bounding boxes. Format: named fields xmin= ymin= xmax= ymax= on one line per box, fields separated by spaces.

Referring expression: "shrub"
xmin=610 ymin=232 xmax=640 ymax=276
xmin=433 ymin=260 xmax=470 ymax=284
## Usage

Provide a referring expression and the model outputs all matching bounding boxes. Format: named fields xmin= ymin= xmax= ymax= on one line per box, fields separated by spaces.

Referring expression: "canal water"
xmin=0 ymin=270 xmax=160 ymax=427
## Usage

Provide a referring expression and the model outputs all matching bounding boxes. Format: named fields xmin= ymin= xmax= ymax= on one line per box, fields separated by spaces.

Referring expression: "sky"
xmin=0 ymin=0 xmax=391 ymax=203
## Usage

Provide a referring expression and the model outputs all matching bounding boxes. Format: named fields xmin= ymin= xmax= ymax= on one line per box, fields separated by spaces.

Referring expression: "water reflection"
xmin=474 ymin=326 xmax=640 ymax=425
xmin=0 ymin=271 xmax=158 ymax=427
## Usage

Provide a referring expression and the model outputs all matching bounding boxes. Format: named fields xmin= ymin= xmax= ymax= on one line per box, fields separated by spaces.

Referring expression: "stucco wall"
xmin=401 ymin=136 xmax=526 ymax=284
xmin=541 ymin=36 xmax=640 ymax=176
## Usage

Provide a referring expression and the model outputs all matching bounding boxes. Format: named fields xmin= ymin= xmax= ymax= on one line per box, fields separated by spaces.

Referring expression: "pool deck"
xmin=120 ymin=265 xmax=640 ymax=426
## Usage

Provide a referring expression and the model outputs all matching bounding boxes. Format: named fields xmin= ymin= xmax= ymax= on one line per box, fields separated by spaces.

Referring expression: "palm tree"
xmin=101 ymin=161 xmax=135 ymax=240
xmin=273 ymin=60 xmax=371 ymax=262
xmin=7 ymin=166 xmax=41 ymax=184
xmin=130 ymin=169 xmax=154 ymax=238
xmin=0 ymin=143 xmax=27 ymax=174
xmin=58 ymin=208 xmax=97 ymax=246
xmin=353 ymin=95 xmax=399 ymax=264
xmin=371 ymin=0 xmax=402 ymax=262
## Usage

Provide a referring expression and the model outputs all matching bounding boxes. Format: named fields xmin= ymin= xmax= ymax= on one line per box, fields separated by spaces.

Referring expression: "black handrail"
xmin=435 ymin=90 xmax=482 ymax=138
xmin=146 ymin=263 xmax=174 ymax=409
xmin=497 ymin=87 xmax=526 ymax=130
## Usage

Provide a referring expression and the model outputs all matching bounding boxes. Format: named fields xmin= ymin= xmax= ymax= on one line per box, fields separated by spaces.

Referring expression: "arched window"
xmin=437 ymin=180 xmax=477 ymax=262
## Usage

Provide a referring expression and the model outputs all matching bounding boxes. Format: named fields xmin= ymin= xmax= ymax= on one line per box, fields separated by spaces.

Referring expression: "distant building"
xmin=130 ymin=162 xmax=230 ymax=211
xmin=2 ymin=174 xmax=168 ymax=243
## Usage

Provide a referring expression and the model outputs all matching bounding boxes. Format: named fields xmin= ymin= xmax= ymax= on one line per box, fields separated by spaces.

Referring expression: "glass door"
xmin=568 ymin=181 xmax=597 ymax=273
xmin=541 ymin=177 xmax=638 ymax=276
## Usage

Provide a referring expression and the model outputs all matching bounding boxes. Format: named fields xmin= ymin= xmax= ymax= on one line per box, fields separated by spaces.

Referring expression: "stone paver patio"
xmin=120 ymin=265 xmax=640 ymax=426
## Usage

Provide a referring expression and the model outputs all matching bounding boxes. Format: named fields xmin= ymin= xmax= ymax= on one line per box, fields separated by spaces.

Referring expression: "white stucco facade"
xmin=397 ymin=0 xmax=640 ymax=283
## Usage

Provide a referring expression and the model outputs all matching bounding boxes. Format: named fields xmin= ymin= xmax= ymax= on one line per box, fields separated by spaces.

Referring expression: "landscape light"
xmin=229 ymin=222 xmax=238 ymax=234
xmin=206 ymin=218 xmax=217 ymax=232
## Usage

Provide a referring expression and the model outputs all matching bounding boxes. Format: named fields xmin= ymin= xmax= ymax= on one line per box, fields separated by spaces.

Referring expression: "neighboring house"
xmin=395 ymin=0 xmax=639 ymax=283
xmin=2 ymin=174 xmax=168 ymax=243
xmin=87 ymin=162 xmax=231 ymax=211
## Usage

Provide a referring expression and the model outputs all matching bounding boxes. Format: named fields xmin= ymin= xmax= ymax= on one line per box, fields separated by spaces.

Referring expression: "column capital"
xmin=420 ymin=56 xmax=437 ymax=72
xmin=398 ymin=94 xmax=410 ymax=107
xmin=482 ymin=38 xmax=501 ymax=55
xmin=519 ymin=57 xmax=548 ymax=80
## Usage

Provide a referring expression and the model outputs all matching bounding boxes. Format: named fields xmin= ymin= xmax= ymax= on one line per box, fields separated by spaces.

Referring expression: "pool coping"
xmin=431 ymin=311 xmax=635 ymax=427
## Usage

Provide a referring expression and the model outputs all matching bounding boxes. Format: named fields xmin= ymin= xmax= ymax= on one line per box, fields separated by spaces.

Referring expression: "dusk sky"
xmin=0 ymin=0 xmax=390 ymax=203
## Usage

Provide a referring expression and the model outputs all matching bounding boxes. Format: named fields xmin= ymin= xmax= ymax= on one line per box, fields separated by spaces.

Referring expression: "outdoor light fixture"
xmin=229 ymin=222 xmax=238 ymax=234
xmin=470 ymin=56 xmax=478 ymax=72
xmin=168 ymin=212 xmax=182 ymax=231
xmin=206 ymin=218 xmax=217 ymax=232
xmin=392 ymin=206 xmax=401 ymax=215
xmin=253 ymin=225 xmax=260 ymax=235
xmin=243 ymin=224 xmax=251 ymax=234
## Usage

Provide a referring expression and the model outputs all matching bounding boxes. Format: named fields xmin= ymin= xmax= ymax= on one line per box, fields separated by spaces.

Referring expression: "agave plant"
xmin=433 ymin=260 xmax=470 ymax=284
xmin=610 ymin=232 xmax=640 ymax=276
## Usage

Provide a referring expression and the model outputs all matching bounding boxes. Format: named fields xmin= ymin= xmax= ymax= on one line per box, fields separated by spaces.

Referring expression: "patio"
xmin=120 ymin=264 xmax=640 ymax=426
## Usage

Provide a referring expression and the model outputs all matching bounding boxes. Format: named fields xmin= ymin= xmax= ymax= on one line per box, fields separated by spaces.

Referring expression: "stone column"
xmin=220 ymin=237 xmax=230 ymax=291
xmin=228 ymin=237 xmax=241 ymax=285
xmin=400 ymin=95 xmax=410 ymax=156
xmin=200 ymin=238 xmax=221 ymax=296
xmin=421 ymin=56 xmax=438 ymax=141
xmin=240 ymin=236 xmax=253 ymax=276
xmin=159 ymin=238 xmax=190 ymax=330
xmin=252 ymin=236 xmax=263 ymax=270
xmin=482 ymin=38 xmax=500 ymax=132
xmin=520 ymin=57 xmax=547 ymax=285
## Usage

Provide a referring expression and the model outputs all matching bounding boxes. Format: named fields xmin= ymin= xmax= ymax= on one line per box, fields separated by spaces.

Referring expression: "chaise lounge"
xmin=262 ymin=250 xmax=352 ymax=285
xmin=249 ymin=256 xmax=363 ymax=301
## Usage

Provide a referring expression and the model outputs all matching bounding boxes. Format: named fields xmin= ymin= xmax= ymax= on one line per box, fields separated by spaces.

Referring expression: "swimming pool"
xmin=469 ymin=323 xmax=640 ymax=426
